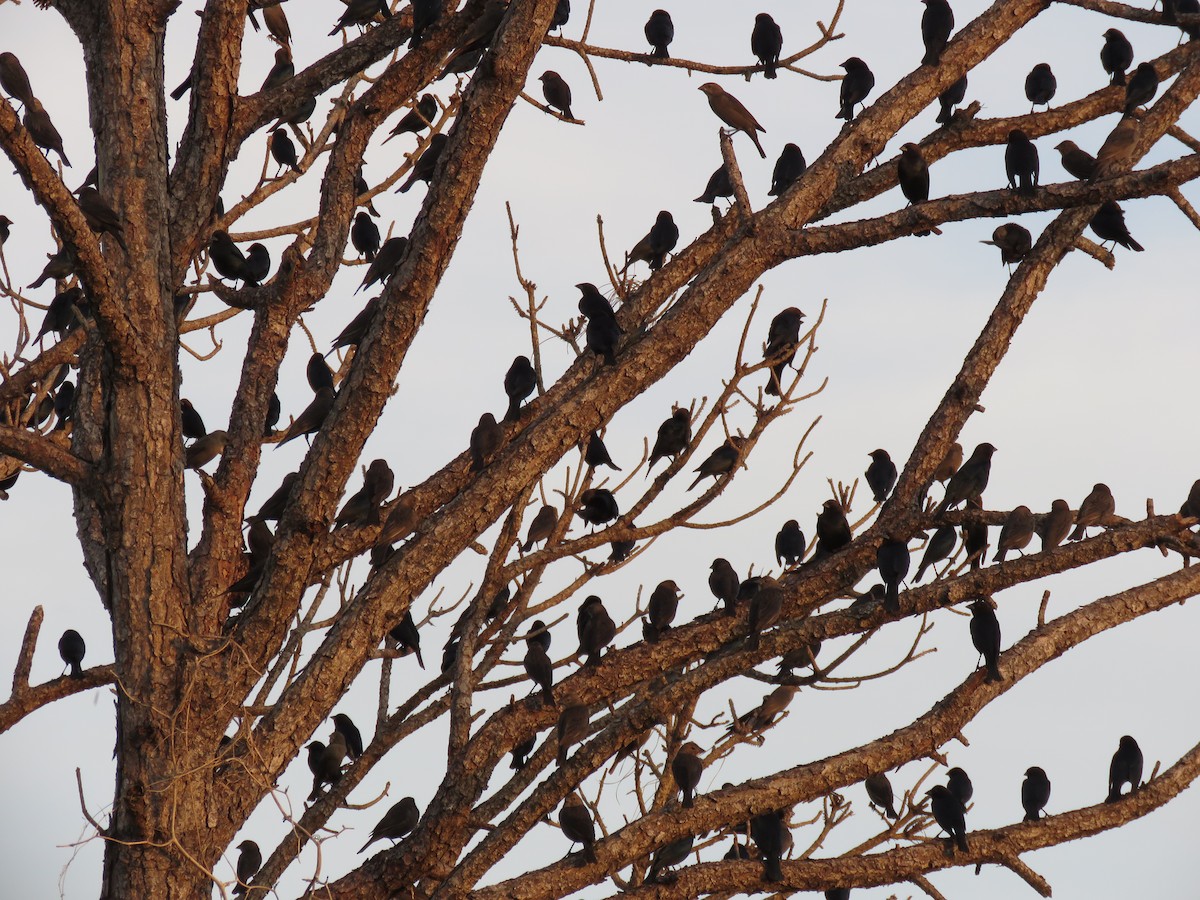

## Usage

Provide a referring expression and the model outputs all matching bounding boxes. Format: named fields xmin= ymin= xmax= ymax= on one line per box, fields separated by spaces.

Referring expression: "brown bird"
xmin=77 ymin=187 xmax=129 ymax=252
xmin=336 ymin=459 xmax=394 ymax=527
xmin=671 ymin=741 xmax=704 ymax=807
xmin=866 ymin=772 xmax=898 ymax=818
xmin=538 ymin=71 xmax=573 ymax=119
xmin=522 ymin=505 xmax=558 ymax=552
xmin=469 ymin=412 xmax=502 ymax=471
xmin=523 ymin=639 xmax=555 ymax=706
xmin=933 ymin=442 xmax=963 ymax=485
xmin=1055 ymin=140 xmax=1096 ymax=181
xmin=559 ymin=794 xmax=597 ymax=863
xmin=1092 ymin=115 xmax=1138 ymax=181
xmin=993 ymin=505 xmax=1034 ymax=562
xmin=254 ymin=2 xmax=292 ymax=44
xmin=186 ymin=429 xmax=227 ymax=470
xmin=556 ymin=703 xmax=589 ymax=765
xmin=24 ymin=99 xmax=71 ymax=167
xmin=0 ymin=52 xmax=35 ymax=108
xmin=1070 ymin=483 xmax=1115 ymax=540
xmin=276 ymin=387 xmax=336 ymax=446
xmin=1038 ymin=499 xmax=1072 ymax=550
xmin=576 ymin=594 xmax=616 ymax=665
xmin=732 ymin=685 xmax=797 ymax=734
xmin=980 ymin=223 xmax=1032 ymax=266
xmin=644 ymin=579 xmax=682 ymax=642
xmin=698 ymin=82 xmax=766 ymax=158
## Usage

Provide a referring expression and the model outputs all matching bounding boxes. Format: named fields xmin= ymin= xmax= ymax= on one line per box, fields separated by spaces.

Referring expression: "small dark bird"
xmin=504 ymin=355 xmax=537 ymax=421
xmin=270 ymin=128 xmax=300 ymax=173
xmin=751 ymin=13 xmax=783 ymax=79
xmin=559 ymin=794 xmax=597 ymax=862
xmin=981 ymin=223 xmax=1032 ymax=266
xmin=577 ymin=282 xmax=622 ymax=364
xmin=0 ymin=214 xmax=10 ymax=245
xmin=1170 ymin=0 xmax=1200 ymax=40
xmin=969 ymin=599 xmax=1002 ymax=682
xmin=335 ymin=459 xmax=393 ymax=527
xmin=231 ymin=839 xmax=262 ymax=897
xmin=577 ymin=488 xmax=619 ymax=527
xmin=186 ymin=430 xmax=227 ymax=470
xmin=307 ymin=352 xmax=336 ymax=393
xmin=252 ymin=471 xmax=299 ymax=522
xmin=877 ymin=539 xmax=910 ymax=614
xmin=695 ymin=164 xmax=734 ymax=206
xmin=778 ymin=640 xmax=821 ymax=676
xmin=897 ymin=143 xmax=930 ymax=207
xmin=837 ymin=57 xmax=875 ymax=121
xmin=0 ymin=52 xmax=35 ymax=108
xmin=936 ymin=74 xmax=968 ymax=125
xmin=750 ymin=810 xmax=787 ymax=882
xmin=52 ymin=381 xmax=75 ymax=430
xmin=180 ymin=399 xmax=207 ymax=442
xmin=866 ymin=449 xmax=898 ymax=502
xmin=1093 ymin=115 xmax=1138 ymax=181
xmin=921 ymin=0 xmax=954 ymax=66
xmin=261 ymin=47 xmax=294 ymax=92
xmin=306 ymin=740 xmax=343 ymax=800
xmin=409 ymin=0 xmax=443 ymax=48
xmin=34 ymin=286 xmax=81 ymax=339
xmin=485 ymin=584 xmax=511 ymax=620
xmin=538 ymin=71 xmax=573 ymax=119
xmin=623 ymin=210 xmax=679 ymax=272
xmin=644 ymin=9 xmax=674 ymax=59
xmin=915 ymin=525 xmax=957 ymax=581
xmin=357 ymin=237 xmax=407 ymax=293
xmin=1179 ymin=478 xmax=1200 ymax=518
xmin=440 ymin=0 xmax=507 ymax=74
xmin=764 ymin=306 xmax=805 ymax=395
xmin=522 ymin=505 xmax=558 ymax=552
xmin=509 ymin=734 xmax=536 ymax=770
xmin=242 ymin=243 xmax=270 ymax=286
xmin=584 ymin=432 xmax=620 ymax=470
xmin=76 ymin=187 xmax=128 ymax=251
xmin=1089 ymin=200 xmax=1143 ymax=252
xmin=556 ymin=703 xmax=590 ymax=765
xmin=994 ymin=505 xmax=1035 ymax=562
xmin=1101 ymin=29 xmax=1133 ymax=85
xmin=264 ymin=392 xmax=282 ymax=437
xmin=746 ymin=576 xmax=784 ymax=649
xmin=577 ymin=595 xmax=616 ymax=664
xmin=769 ymin=143 xmax=806 ymax=196
xmin=1038 ymin=499 xmax=1073 ymax=550
xmin=926 ymin=785 xmax=969 ymax=852
xmin=469 ymin=413 xmax=503 ymax=472
xmin=354 ymin=172 xmax=380 ymax=217
xmin=672 ymin=741 xmax=704 ymax=808
xmin=866 ymin=772 xmax=898 ymax=818
xmin=815 ymin=499 xmax=852 ymax=556
xmin=551 ymin=0 xmax=570 ymax=31
xmin=276 ymin=387 xmax=335 ymax=446
xmin=360 ymin=797 xmax=419 ymax=852
xmin=388 ymin=610 xmax=424 ymax=668
xmin=58 ymin=629 xmax=85 ymax=678
xmin=28 ymin=248 xmax=76 ymax=290
xmin=332 ymin=713 xmax=364 ymax=760
xmin=330 ymin=0 xmax=391 ymax=34
xmin=350 ymin=212 xmax=381 ymax=262
xmin=688 ymin=438 xmax=741 ymax=490
xmin=1024 ymin=63 xmax=1057 ymax=110
xmin=644 ymin=579 xmax=682 ymax=642
xmin=775 ymin=520 xmax=806 ymax=566
xmin=1107 ymin=735 xmax=1143 ymax=802
xmin=1055 ymin=140 xmax=1096 ymax=181
xmin=210 ymin=230 xmax=247 ymax=282
xmin=647 ymin=834 xmax=694 ymax=883
xmin=1005 ymin=130 xmax=1039 ymax=195
xmin=732 ymin=684 xmax=797 ymax=734
xmin=398 ymin=133 xmax=449 ymax=193
xmin=649 ymin=407 xmax=691 ymax=471
xmin=609 ymin=539 xmax=636 ymax=562
xmin=523 ymin=639 xmax=555 ymax=706
xmin=1022 ymin=766 xmax=1051 ymax=821
xmin=947 ymin=767 xmax=974 ymax=805
xmin=1124 ymin=62 xmax=1158 ymax=113
xmin=936 ymin=442 xmax=996 ymax=514
xmin=698 ymin=82 xmax=767 ymax=158
xmin=709 ymin=558 xmax=740 ymax=615
xmin=24 ymin=100 xmax=71 ymax=166
xmin=385 ymin=95 xmax=438 ymax=144
xmin=1070 ymin=483 xmax=1116 ymax=540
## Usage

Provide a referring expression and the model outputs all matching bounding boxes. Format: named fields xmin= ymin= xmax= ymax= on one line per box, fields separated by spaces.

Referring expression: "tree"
xmin=1 ymin=0 xmax=1199 ymax=897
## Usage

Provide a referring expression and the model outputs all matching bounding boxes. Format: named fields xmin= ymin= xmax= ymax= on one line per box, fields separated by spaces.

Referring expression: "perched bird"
xmin=936 ymin=74 xmax=969 ymax=125
xmin=359 ymin=797 xmax=419 ymax=852
xmin=1070 ymin=483 xmax=1116 ymax=540
xmin=330 ymin=0 xmax=391 ymax=35
xmin=1055 ymin=140 xmax=1096 ymax=181
xmin=921 ymin=0 xmax=954 ymax=66
xmin=746 ymin=576 xmax=784 ymax=649
xmin=694 ymin=164 xmax=733 ymax=205
xmin=1093 ymin=115 xmax=1138 ymax=180
xmin=556 ymin=703 xmax=590 ymax=765
xmin=648 ymin=408 xmax=691 ymax=471
xmin=270 ymin=127 xmax=300 ymax=173
xmin=775 ymin=520 xmax=806 ymax=567
xmin=688 ymin=438 xmax=741 ymax=490
xmin=0 ymin=214 xmax=10 ymax=245
xmin=357 ymin=236 xmax=408 ymax=292
xmin=866 ymin=772 xmax=898 ymax=818
xmin=577 ymin=282 xmax=622 ymax=365
xmin=814 ymin=499 xmax=852 ymax=556
xmin=409 ymin=0 xmax=443 ymax=48
xmin=307 ymin=353 xmax=335 ymax=393
xmin=28 ymin=248 xmax=76 ymax=290
xmin=935 ymin=443 xmax=996 ymax=514
xmin=897 ymin=143 xmax=930 ymax=209
xmin=242 ymin=243 xmax=271 ymax=286
xmin=77 ymin=187 xmax=128 ymax=251
xmin=24 ymin=99 xmax=71 ymax=166
xmin=469 ymin=413 xmax=503 ymax=472
xmin=306 ymin=740 xmax=343 ymax=800
xmin=993 ymin=505 xmax=1035 ymax=562
xmin=58 ymin=629 xmax=86 ymax=678
xmin=0 ymin=52 xmax=35 ymax=108
xmin=354 ymin=173 xmax=378 ymax=216
xmin=915 ymin=525 xmax=957 ymax=581
xmin=926 ymin=785 xmax=969 ymax=852
xmin=584 ymin=432 xmax=620 ymax=470
xmin=1169 ymin=0 xmax=1200 ymax=41
xmin=969 ymin=599 xmax=1002 ymax=682
xmin=751 ymin=13 xmax=783 ymax=79
xmin=647 ymin=834 xmax=694 ymax=883
xmin=440 ymin=0 xmax=507 ymax=74
xmin=877 ymin=539 xmax=910 ymax=614
xmin=210 ymin=230 xmax=248 ymax=282
xmin=335 ymin=459 xmax=393 ymax=527
xmin=385 ymin=95 xmax=438 ymax=143
xmin=750 ymin=810 xmax=787 ymax=882
xmin=1038 ymin=499 xmax=1073 ymax=550
xmin=644 ymin=9 xmax=674 ymax=59
xmin=644 ymin=579 xmax=682 ymax=642
xmin=559 ymin=794 xmax=597 ymax=862
xmin=503 ymin=355 xmax=537 ymax=421
xmin=1101 ymin=29 xmax=1133 ymax=86
xmin=1089 ymin=200 xmax=1143 ymax=252
xmin=351 ymin=212 xmax=381 ymax=261
xmin=769 ymin=144 xmax=806 ymax=196
xmin=1179 ymin=478 xmax=1200 ymax=518
xmin=551 ymin=0 xmax=570 ymax=31
xmin=962 ymin=507 xmax=989 ymax=571
xmin=509 ymin=734 xmax=536 ymax=770
xmin=1024 ymin=63 xmax=1057 ymax=111
xmin=733 ymin=684 xmax=797 ymax=734
xmin=252 ymin=471 xmax=299 ymax=522
xmin=947 ymin=767 xmax=974 ymax=806
xmin=1005 ymin=130 xmax=1039 ymax=195
xmin=672 ymin=741 xmax=704 ymax=808
xmin=522 ymin=505 xmax=558 ymax=552
xmin=231 ymin=839 xmax=262 ymax=897
xmin=698 ymin=83 xmax=766 ymax=159
xmin=180 ymin=399 xmax=207 ymax=442
xmin=763 ymin=307 xmax=805 ymax=395
xmin=866 ymin=449 xmax=898 ymax=502
xmin=1107 ymin=735 xmax=1143 ymax=802
xmin=1124 ymin=62 xmax=1158 ymax=113
xmin=609 ymin=539 xmax=636 ymax=562
xmin=276 ymin=387 xmax=336 ymax=446
xmin=397 ymin=133 xmax=449 ymax=193
xmin=388 ymin=610 xmax=424 ymax=668
xmin=186 ymin=430 xmax=227 ymax=470
xmin=332 ymin=713 xmax=364 ymax=760
xmin=577 ymin=488 xmax=619 ymax=526
xmin=538 ymin=71 xmax=573 ymax=119
xmin=250 ymin=1 xmax=291 ymax=44
xmin=981 ymin=223 xmax=1032 ymax=266
xmin=261 ymin=47 xmax=294 ymax=92
xmin=623 ymin=210 xmax=679 ymax=272
xmin=777 ymin=640 xmax=821 ymax=676
xmin=709 ymin=558 xmax=740 ymax=615
xmin=837 ymin=57 xmax=875 ymax=121
xmin=523 ymin=639 xmax=555 ymax=706
xmin=577 ymin=595 xmax=616 ymax=664
xmin=1022 ymin=767 xmax=1051 ymax=821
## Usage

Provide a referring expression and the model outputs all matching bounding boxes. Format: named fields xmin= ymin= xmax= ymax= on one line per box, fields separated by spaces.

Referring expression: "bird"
xmin=866 ymin=449 xmax=898 ymax=502
xmin=695 ymin=164 xmax=733 ymax=205
xmin=750 ymin=810 xmax=787 ymax=882
xmin=623 ymin=210 xmax=679 ymax=272
xmin=698 ymin=83 xmax=766 ymax=159
xmin=980 ymin=223 xmax=1032 ymax=266
xmin=249 ymin=1 xmax=291 ymax=43
xmin=522 ymin=505 xmax=558 ymax=552
xmin=388 ymin=610 xmax=424 ymax=668
xmin=252 ymin=471 xmax=299 ymax=522
xmin=814 ymin=499 xmax=852 ymax=556
xmin=751 ymin=13 xmax=783 ymax=79
xmin=1022 ymin=767 xmax=1051 ymax=821
xmin=397 ymin=133 xmax=449 ymax=193
xmin=276 ymin=387 xmax=336 ymax=446
xmin=1024 ymin=63 xmax=1057 ymax=111
xmin=644 ymin=579 xmax=682 ymax=642
xmin=644 ymin=9 xmax=674 ymax=59
xmin=688 ymin=438 xmax=741 ymax=490
xmin=305 ymin=740 xmax=343 ymax=800
xmin=993 ymin=505 xmax=1035 ymax=562
xmin=359 ymin=797 xmax=419 ymax=852
xmin=525 ymin=619 xmax=552 ymax=653
xmin=0 ymin=52 xmax=35 ymax=108
xmin=408 ymin=0 xmax=443 ymax=48
xmin=509 ymin=734 xmax=536 ymax=770
xmin=180 ymin=399 xmax=207 ymax=442
xmin=763 ymin=307 xmax=805 ymax=395
xmin=28 ymin=248 xmax=76 ymax=290
xmin=385 ymin=95 xmax=438 ymax=143
xmin=921 ymin=0 xmax=954 ymax=66
xmin=242 ymin=243 xmax=271 ymax=286
xmin=648 ymin=408 xmax=691 ymax=471
xmin=1101 ymin=29 xmax=1133 ymax=85
xmin=732 ymin=685 xmax=797 ymax=734
xmin=709 ymin=558 xmax=740 ymax=615
xmin=583 ymin=432 xmax=620 ymax=470
xmin=335 ymin=459 xmax=393 ymax=527
xmin=332 ymin=713 xmax=364 ymax=760
xmin=969 ymin=599 xmax=1002 ymax=682
xmin=270 ymin=127 xmax=300 ymax=173
xmin=469 ymin=413 xmax=503 ymax=472
xmin=307 ymin=353 xmax=335 ymax=394
xmin=577 ymin=488 xmax=619 ymax=527
xmin=837 ymin=57 xmax=875 ymax=121
xmin=775 ymin=520 xmax=806 ymax=567
xmin=671 ymin=741 xmax=704 ymax=808
xmin=947 ymin=767 xmax=974 ymax=805
xmin=350 ymin=212 xmax=381 ymax=262
xmin=769 ymin=144 xmax=806 ymax=196
xmin=186 ymin=430 xmax=227 ymax=470
xmin=915 ymin=525 xmax=957 ymax=581
xmin=24 ymin=99 xmax=71 ymax=166
xmin=58 ymin=629 xmax=85 ymax=678
xmin=523 ymin=639 xmax=555 ymax=706
xmin=647 ymin=835 xmax=694 ymax=883
xmin=1169 ymin=0 xmax=1200 ymax=40
xmin=926 ymin=785 xmax=969 ymax=852
xmin=538 ymin=71 xmax=573 ymax=119
xmin=209 ymin=230 xmax=247 ymax=282
xmin=504 ymin=355 xmax=537 ymax=421
xmin=357 ymin=237 xmax=407 ymax=292
xmin=609 ymin=539 xmax=636 ymax=562
xmin=440 ymin=0 xmax=507 ymax=75
xmin=559 ymin=794 xmax=597 ymax=862
xmin=551 ymin=0 xmax=570 ymax=31
xmin=746 ymin=576 xmax=784 ymax=649
xmin=877 ymin=539 xmax=910 ymax=614
xmin=232 ymin=839 xmax=262 ymax=897
xmin=1005 ymin=130 xmax=1039 ymax=195
xmin=1124 ymin=62 xmax=1158 ymax=113
xmin=1038 ymin=499 xmax=1073 ymax=550
xmin=1179 ymin=478 xmax=1200 ymax=518
xmin=556 ymin=703 xmax=590 ymax=765
xmin=778 ymin=640 xmax=821 ymax=677
xmin=577 ymin=282 xmax=622 ymax=365
xmin=1070 ymin=483 xmax=1116 ymax=540
xmin=1055 ymin=140 xmax=1096 ymax=181
xmin=330 ymin=0 xmax=391 ymax=35
xmin=962 ymin=507 xmax=989 ymax=571
xmin=936 ymin=74 xmax=968 ymax=125
xmin=0 ymin=214 xmax=10 ymax=245
xmin=1106 ymin=735 xmax=1143 ymax=802
xmin=577 ymin=595 xmax=616 ymax=664
xmin=866 ymin=772 xmax=898 ymax=818
xmin=260 ymin=47 xmax=294 ymax=92
xmin=935 ymin=443 xmax=996 ymax=514
xmin=1093 ymin=115 xmax=1138 ymax=180
xmin=897 ymin=143 xmax=930 ymax=208
xmin=1089 ymin=200 xmax=1143 ymax=252
xmin=76 ymin=187 xmax=128 ymax=251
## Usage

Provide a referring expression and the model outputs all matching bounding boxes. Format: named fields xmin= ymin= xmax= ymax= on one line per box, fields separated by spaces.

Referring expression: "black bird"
xmin=1039 ymin=499 xmax=1073 ymax=550
xmin=936 ymin=74 xmax=968 ymax=125
xmin=826 ymin=891 xmax=851 ymax=900
xmin=935 ymin=442 xmax=996 ymax=514
xmin=1124 ymin=62 xmax=1158 ymax=113
xmin=24 ymin=100 xmax=71 ymax=166
xmin=388 ymin=610 xmax=424 ymax=668
xmin=485 ymin=584 xmax=511 ymax=620
xmin=252 ymin=471 xmax=299 ymax=522
xmin=509 ymin=734 xmax=536 ymax=770
xmin=351 ymin=212 xmax=381 ymax=261
xmin=623 ymin=210 xmax=679 ymax=272
xmin=915 ymin=525 xmax=956 ymax=581
xmin=671 ymin=741 xmax=704 ymax=808
xmin=994 ymin=502 xmax=1036 ymax=561
xmin=360 ymin=797 xmax=419 ymax=852
xmin=307 ymin=352 xmax=336 ymax=393
xmin=577 ymin=282 xmax=622 ymax=365
xmin=775 ymin=520 xmax=806 ymax=567
xmin=1022 ymin=767 xmax=1051 ymax=821
xmin=331 ymin=301 xmax=378 ymax=354
xmin=77 ymin=187 xmax=128 ymax=252
xmin=270 ymin=128 xmax=300 ymax=173
xmin=709 ymin=558 xmax=739 ymax=615
xmin=577 ymin=595 xmax=616 ymax=665
xmin=525 ymin=619 xmax=552 ymax=653
xmin=276 ymin=387 xmax=335 ymax=446
xmin=58 ymin=629 xmax=85 ymax=678
xmin=866 ymin=772 xmax=898 ymax=818
xmin=647 ymin=834 xmax=694 ymax=883
xmin=523 ymin=639 xmax=555 ymax=706
xmin=180 ymin=399 xmax=207 ymax=442
xmin=34 ymin=287 xmax=81 ymax=340
xmin=504 ymin=355 xmax=537 ymax=421
xmin=28 ymin=248 xmax=76 ymax=290
xmin=357 ymin=236 xmax=408 ymax=292
xmin=750 ymin=810 xmax=787 ymax=882
xmin=332 ymin=713 xmax=364 ymax=760
xmin=409 ymin=0 xmax=443 ymax=48
xmin=947 ymin=767 xmax=974 ymax=805
xmin=609 ymin=539 xmax=636 ymax=562
xmin=969 ymin=599 xmax=1002 ymax=682
xmin=694 ymin=164 xmax=733 ymax=205
xmin=584 ymin=431 xmax=620 ymax=470
xmin=866 ymin=449 xmax=898 ymax=502
xmin=335 ymin=459 xmax=393 ymax=527
xmin=551 ymin=0 xmax=570 ymax=31
xmin=926 ymin=785 xmax=968 ymax=852
xmin=746 ymin=576 xmax=784 ymax=649
xmin=1024 ymin=63 xmax=1057 ymax=111
xmin=439 ymin=0 xmax=507 ymax=74
xmin=877 ymin=539 xmax=910 ymax=614
xmin=1070 ymin=482 xmax=1116 ymax=540
xmin=981 ymin=223 xmax=1032 ymax=266
xmin=232 ymin=839 xmax=261 ymax=897
xmin=538 ymin=71 xmax=573 ymax=119
xmin=52 ymin=381 xmax=75 ymax=431
xmin=1055 ymin=140 xmax=1096 ymax=181
xmin=385 ymin=95 xmax=438 ymax=144
xmin=1107 ymin=735 xmax=1143 ymax=802
xmin=699 ymin=82 xmax=767 ymax=159
xmin=1101 ymin=29 xmax=1133 ymax=85
xmin=330 ymin=0 xmax=391 ymax=34
xmin=306 ymin=740 xmax=343 ymax=800
xmin=1005 ymin=130 xmax=1039 ymax=195
xmin=837 ymin=57 xmax=875 ymax=121
xmin=648 ymin=408 xmax=691 ymax=471
xmin=243 ymin=243 xmax=271 ymax=285
xmin=769 ymin=143 xmax=806 ymax=196
xmin=644 ymin=579 xmax=682 ymax=642
xmin=644 ymin=9 xmax=674 ymax=59
xmin=751 ymin=13 xmax=783 ymax=79
xmin=897 ymin=143 xmax=930 ymax=206
xmin=210 ymin=230 xmax=247 ymax=282
xmin=688 ymin=438 xmax=741 ymax=490
xmin=469 ymin=413 xmax=503 ymax=472
xmin=522 ymin=505 xmax=558 ymax=552
xmin=397 ymin=133 xmax=448 ymax=193
xmin=556 ymin=703 xmax=589 ymax=764
xmin=1089 ymin=200 xmax=1143 ymax=252
xmin=559 ymin=794 xmax=597 ymax=862
xmin=1170 ymin=0 xmax=1200 ymax=40
xmin=921 ymin=0 xmax=954 ymax=66
xmin=815 ymin=499 xmax=852 ymax=556
xmin=764 ymin=306 xmax=805 ymax=395
xmin=577 ymin=488 xmax=619 ymax=526
xmin=0 ymin=52 xmax=35 ymax=108
xmin=261 ymin=47 xmax=294 ymax=92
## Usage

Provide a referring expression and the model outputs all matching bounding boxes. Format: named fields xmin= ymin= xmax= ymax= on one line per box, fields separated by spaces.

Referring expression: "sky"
xmin=1 ymin=0 xmax=1200 ymax=897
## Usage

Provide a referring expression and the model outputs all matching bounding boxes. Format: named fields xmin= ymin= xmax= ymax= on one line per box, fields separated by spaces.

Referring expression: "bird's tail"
xmin=956 ymin=833 xmax=969 ymax=853
xmin=885 ymin=582 xmax=900 ymax=615
xmin=1126 ymin=236 xmax=1145 ymax=252
xmin=936 ymin=101 xmax=952 ymax=125
xmin=652 ymin=47 xmax=669 ymax=59
xmin=70 ymin=662 xmax=83 ymax=679
xmin=922 ymin=49 xmax=940 ymax=67
xmin=762 ymin=856 xmax=783 ymax=883
xmin=1112 ymin=72 xmax=1126 ymax=86
xmin=1023 ymin=810 xmax=1039 ymax=822
xmin=986 ymin=661 xmax=1003 ymax=683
